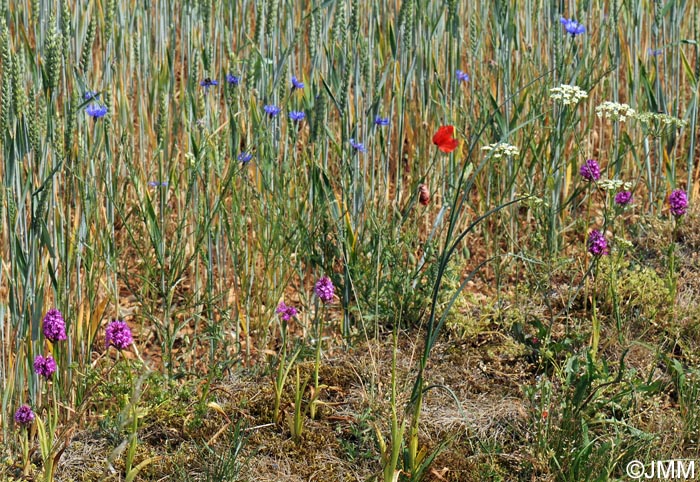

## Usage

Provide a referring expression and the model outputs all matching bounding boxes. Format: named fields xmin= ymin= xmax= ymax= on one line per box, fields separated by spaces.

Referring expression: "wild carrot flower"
xmin=14 ymin=405 xmax=34 ymax=426
xmin=200 ymin=78 xmax=218 ymax=88
xmin=635 ymin=112 xmax=687 ymax=136
xmin=43 ymin=309 xmax=67 ymax=342
xmin=579 ymin=159 xmax=601 ymax=182
xmin=669 ymin=189 xmax=689 ymax=217
xmin=588 ymin=229 xmax=609 ymax=256
xmin=238 ymin=152 xmax=253 ymax=163
xmin=350 ymin=138 xmax=366 ymax=153
xmin=291 ymin=76 xmax=304 ymax=90
xmin=105 ymin=320 xmax=133 ymax=350
xmin=614 ymin=191 xmax=633 ymax=206
xmin=598 ymin=179 xmax=630 ymax=191
xmin=456 ymin=70 xmax=470 ymax=83
xmin=276 ymin=302 xmax=298 ymax=321
xmin=374 ymin=115 xmax=390 ymax=126
xmin=560 ymin=17 xmax=586 ymax=36
xmin=432 ymin=125 xmax=459 ymax=153
xmin=226 ymin=74 xmax=241 ymax=85
xmin=596 ymin=101 xmax=636 ymax=122
xmin=264 ymin=104 xmax=281 ymax=118
xmin=289 ymin=111 xmax=306 ymax=122
xmin=86 ymin=104 xmax=108 ymax=118
xmin=550 ymin=84 xmax=588 ymax=105
xmin=314 ymin=276 xmax=335 ymax=304
xmin=34 ymin=355 xmax=57 ymax=379
xmin=481 ymin=142 xmax=519 ymax=158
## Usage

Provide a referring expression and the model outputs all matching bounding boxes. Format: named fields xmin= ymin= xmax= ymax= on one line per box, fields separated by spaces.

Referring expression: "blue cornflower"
xmin=560 ymin=17 xmax=586 ymax=36
xmin=291 ymin=76 xmax=304 ymax=90
xmin=289 ymin=111 xmax=305 ymax=122
xmin=200 ymin=78 xmax=219 ymax=89
xmin=86 ymin=104 xmax=108 ymax=118
xmin=264 ymin=104 xmax=281 ymax=117
xmin=350 ymin=138 xmax=366 ymax=153
xmin=456 ymin=70 xmax=470 ymax=83
xmin=648 ymin=48 xmax=663 ymax=57
xmin=84 ymin=90 xmax=99 ymax=101
xmin=374 ymin=115 xmax=390 ymax=126
xmin=226 ymin=74 xmax=241 ymax=85
xmin=148 ymin=181 xmax=168 ymax=187
xmin=238 ymin=152 xmax=253 ymax=163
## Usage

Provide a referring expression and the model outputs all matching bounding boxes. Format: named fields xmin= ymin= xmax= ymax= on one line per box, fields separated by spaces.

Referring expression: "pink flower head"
xmin=579 ymin=159 xmax=601 ymax=182
xmin=43 ymin=309 xmax=67 ymax=342
xmin=314 ymin=276 xmax=335 ymax=304
xmin=14 ymin=405 xmax=35 ymax=426
xmin=276 ymin=302 xmax=298 ymax=322
xmin=614 ymin=191 xmax=633 ymax=206
xmin=669 ymin=189 xmax=688 ymax=217
xmin=34 ymin=354 xmax=57 ymax=378
xmin=105 ymin=320 xmax=133 ymax=351
xmin=587 ymin=229 xmax=609 ymax=256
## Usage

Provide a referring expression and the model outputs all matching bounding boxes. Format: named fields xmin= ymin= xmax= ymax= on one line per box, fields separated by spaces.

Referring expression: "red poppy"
xmin=432 ymin=125 xmax=459 ymax=153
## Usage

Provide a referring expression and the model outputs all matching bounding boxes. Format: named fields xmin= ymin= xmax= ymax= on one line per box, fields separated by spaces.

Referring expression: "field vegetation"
xmin=1 ymin=0 xmax=700 ymax=480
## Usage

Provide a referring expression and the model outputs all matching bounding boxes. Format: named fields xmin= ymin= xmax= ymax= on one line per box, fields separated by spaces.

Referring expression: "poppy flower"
xmin=432 ymin=125 xmax=459 ymax=153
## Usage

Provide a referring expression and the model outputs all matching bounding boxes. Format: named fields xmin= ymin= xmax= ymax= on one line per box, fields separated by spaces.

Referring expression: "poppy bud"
xmin=419 ymin=184 xmax=430 ymax=206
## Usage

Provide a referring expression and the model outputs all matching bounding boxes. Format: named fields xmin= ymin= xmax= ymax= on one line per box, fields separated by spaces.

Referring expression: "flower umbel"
xmin=588 ymin=230 xmax=609 ymax=256
xmin=579 ymin=159 xmax=601 ymax=182
xmin=43 ymin=309 xmax=67 ymax=342
xmin=276 ymin=302 xmax=298 ymax=322
xmin=550 ymin=84 xmax=588 ymax=105
xmin=596 ymin=101 xmax=636 ymax=122
xmin=669 ymin=189 xmax=688 ymax=217
xmin=598 ymin=178 xmax=632 ymax=191
xmin=14 ymin=405 xmax=35 ymax=426
xmin=481 ymin=142 xmax=519 ymax=159
xmin=314 ymin=276 xmax=335 ymax=304
xmin=635 ymin=112 xmax=687 ymax=137
xmin=34 ymin=355 xmax=57 ymax=379
xmin=105 ymin=320 xmax=133 ymax=350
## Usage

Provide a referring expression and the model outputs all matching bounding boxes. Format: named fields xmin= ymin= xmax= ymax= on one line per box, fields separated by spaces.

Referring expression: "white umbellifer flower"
xmin=635 ymin=112 xmax=687 ymax=129
xmin=614 ymin=236 xmax=633 ymax=249
xmin=482 ymin=142 xmax=520 ymax=159
xmin=550 ymin=84 xmax=588 ymax=105
xmin=596 ymin=101 xmax=636 ymax=122
xmin=598 ymin=178 xmax=622 ymax=191
xmin=598 ymin=178 xmax=633 ymax=191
